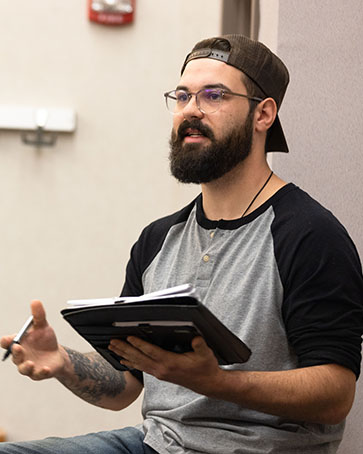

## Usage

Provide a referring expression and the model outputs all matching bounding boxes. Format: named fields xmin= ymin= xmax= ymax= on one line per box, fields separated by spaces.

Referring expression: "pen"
xmin=2 ymin=315 xmax=34 ymax=361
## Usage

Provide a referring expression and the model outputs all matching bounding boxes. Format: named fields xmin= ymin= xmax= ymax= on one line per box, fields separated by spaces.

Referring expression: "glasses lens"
xmin=197 ymin=89 xmax=223 ymax=114
xmin=165 ymin=90 xmax=189 ymax=114
xmin=164 ymin=89 xmax=223 ymax=114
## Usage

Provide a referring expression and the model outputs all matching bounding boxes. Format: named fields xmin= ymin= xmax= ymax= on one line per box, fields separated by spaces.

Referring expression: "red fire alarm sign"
xmin=88 ymin=0 xmax=135 ymax=25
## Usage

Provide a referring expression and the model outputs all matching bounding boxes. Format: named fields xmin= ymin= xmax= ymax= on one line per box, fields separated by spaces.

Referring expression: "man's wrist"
xmin=200 ymin=367 xmax=243 ymax=400
xmin=54 ymin=345 xmax=74 ymax=381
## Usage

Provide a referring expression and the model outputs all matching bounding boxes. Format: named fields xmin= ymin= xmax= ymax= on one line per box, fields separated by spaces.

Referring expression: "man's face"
xmin=169 ymin=58 xmax=255 ymax=184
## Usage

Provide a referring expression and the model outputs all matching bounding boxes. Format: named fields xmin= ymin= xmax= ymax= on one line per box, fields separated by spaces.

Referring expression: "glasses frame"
xmin=164 ymin=88 xmax=264 ymax=115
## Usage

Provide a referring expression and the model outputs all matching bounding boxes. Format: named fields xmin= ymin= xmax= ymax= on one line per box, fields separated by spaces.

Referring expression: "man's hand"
xmin=109 ymin=336 xmax=223 ymax=395
xmin=1 ymin=300 xmax=67 ymax=381
xmin=1 ymin=302 xmax=144 ymax=411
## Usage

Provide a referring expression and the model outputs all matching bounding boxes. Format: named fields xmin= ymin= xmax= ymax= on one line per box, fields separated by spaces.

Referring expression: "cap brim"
xmin=266 ymin=115 xmax=289 ymax=153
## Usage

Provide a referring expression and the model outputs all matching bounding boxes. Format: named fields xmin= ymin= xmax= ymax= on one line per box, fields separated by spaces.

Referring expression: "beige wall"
xmin=0 ymin=0 xmax=222 ymax=442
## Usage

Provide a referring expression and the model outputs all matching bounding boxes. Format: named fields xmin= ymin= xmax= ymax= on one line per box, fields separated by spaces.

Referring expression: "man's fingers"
xmin=191 ymin=336 xmax=209 ymax=354
xmin=109 ymin=337 xmax=164 ymax=365
xmin=32 ymin=366 xmax=52 ymax=381
xmin=18 ymin=360 xmax=35 ymax=376
xmin=126 ymin=336 xmax=166 ymax=360
xmin=30 ymin=300 xmax=48 ymax=329
xmin=17 ymin=361 xmax=51 ymax=380
xmin=0 ymin=334 xmax=16 ymax=349
xmin=11 ymin=344 xmax=25 ymax=365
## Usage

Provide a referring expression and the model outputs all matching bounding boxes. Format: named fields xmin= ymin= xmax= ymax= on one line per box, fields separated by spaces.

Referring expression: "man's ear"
xmin=254 ymin=98 xmax=277 ymax=133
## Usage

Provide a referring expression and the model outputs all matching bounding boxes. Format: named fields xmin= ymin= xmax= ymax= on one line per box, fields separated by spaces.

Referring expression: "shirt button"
xmin=203 ymin=254 xmax=210 ymax=262
xmin=210 ymin=231 xmax=215 ymax=238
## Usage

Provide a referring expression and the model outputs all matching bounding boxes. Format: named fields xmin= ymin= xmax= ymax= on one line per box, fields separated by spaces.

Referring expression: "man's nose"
xmin=181 ymin=94 xmax=204 ymax=120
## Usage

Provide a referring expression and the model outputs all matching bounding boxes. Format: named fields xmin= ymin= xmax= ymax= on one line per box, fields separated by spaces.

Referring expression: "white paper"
xmin=67 ymin=283 xmax=196 ymax=308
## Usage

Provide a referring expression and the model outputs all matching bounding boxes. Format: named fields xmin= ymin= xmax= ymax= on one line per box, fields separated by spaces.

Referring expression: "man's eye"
xmin=175 ymin=92 xmax=189 ymax=103
xmin=203 ymin=90 xmax=222 ymax=102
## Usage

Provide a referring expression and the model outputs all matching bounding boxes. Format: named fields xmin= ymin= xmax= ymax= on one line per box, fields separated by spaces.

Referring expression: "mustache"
xmin=176 ymin=119 xmax=215 ymax=141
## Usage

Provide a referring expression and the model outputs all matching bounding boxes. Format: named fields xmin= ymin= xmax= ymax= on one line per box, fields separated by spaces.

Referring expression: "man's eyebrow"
xmin=175 ymin=83 xmax=232 ymax=92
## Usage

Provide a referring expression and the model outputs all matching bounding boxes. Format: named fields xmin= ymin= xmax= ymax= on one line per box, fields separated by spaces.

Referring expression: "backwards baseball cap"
xmin=181 ymin=34 xmax=290 ymax=153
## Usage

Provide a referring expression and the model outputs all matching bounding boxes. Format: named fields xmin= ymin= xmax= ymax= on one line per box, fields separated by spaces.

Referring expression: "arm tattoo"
xmin=60 ymin=347 xmax=127 ymax=406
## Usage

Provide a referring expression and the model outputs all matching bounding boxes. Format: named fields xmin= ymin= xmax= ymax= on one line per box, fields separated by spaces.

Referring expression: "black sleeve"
xmin=273 ymin=192 xmax=363 ymax=378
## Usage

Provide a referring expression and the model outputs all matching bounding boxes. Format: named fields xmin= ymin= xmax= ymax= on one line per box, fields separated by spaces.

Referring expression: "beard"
xmin=169 ymin=113 xmax=254 ymax=184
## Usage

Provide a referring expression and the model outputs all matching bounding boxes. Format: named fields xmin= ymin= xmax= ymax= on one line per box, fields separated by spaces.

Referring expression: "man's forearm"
xmin=109 ymin=336 xmax=356 ymax=424
xmin=56 ymin=346 xmax=143 ymax=410
xmin=205 ymin=364 xmax=356 ymax=425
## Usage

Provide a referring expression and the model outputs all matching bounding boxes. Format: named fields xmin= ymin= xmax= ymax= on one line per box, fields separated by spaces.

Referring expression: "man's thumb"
xmin=30 ymin=300 xmax=47 ymax=328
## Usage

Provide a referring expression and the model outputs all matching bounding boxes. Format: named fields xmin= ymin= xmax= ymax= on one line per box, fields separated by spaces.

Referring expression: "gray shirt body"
xmin=121 ymin=184 xmax=363 ymax=453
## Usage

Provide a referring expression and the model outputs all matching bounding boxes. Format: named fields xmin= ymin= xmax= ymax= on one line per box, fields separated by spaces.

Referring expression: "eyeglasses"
xmin=164 ymin=88 xmax=263 ymax=115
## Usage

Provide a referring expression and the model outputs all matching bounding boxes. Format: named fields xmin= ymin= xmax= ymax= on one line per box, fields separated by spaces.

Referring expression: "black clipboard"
xmin=61 ymin=288 xmax=251 ymax=371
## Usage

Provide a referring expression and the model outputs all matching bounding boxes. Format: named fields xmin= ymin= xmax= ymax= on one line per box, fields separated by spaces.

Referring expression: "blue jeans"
xmin=0 ymin=426 xmax=158 ymax=454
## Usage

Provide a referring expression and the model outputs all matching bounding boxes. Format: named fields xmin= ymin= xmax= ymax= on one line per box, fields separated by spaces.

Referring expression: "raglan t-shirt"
xmin=121 ymin=183 xmax=363 ymax=454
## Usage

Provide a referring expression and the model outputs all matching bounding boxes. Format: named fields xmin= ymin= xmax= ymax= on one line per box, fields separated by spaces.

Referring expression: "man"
xmin=1 ymin=34 xmax=363 ymax=454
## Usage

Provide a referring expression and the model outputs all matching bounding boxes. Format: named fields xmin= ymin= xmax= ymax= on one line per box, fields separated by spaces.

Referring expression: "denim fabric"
xmin=0 ymin=426 xmax=158 ymax=454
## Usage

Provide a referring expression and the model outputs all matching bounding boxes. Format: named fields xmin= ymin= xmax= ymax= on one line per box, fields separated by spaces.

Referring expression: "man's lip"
xmin=177 ymin=122 xmax=213 ymax=143
xmin=183 ymin=128 xmax=206 ymax=139
xmin=186 ymin=128 xmax=203 ymax=135
xmin=183 ymin=134 xmax=208 ymax=143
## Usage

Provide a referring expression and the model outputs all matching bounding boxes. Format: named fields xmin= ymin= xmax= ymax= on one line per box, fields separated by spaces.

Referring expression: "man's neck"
xmin=200 ymin=158 xmax=286 ymax=221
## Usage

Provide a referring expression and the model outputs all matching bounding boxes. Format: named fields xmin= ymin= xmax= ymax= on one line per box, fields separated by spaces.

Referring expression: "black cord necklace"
xmin=241 ymin=170 xmax=274 ymax=218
